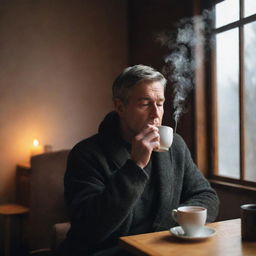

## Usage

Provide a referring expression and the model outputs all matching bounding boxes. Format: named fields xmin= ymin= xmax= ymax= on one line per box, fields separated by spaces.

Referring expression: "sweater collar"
xmin=98 ymin=111 xmax=131 ymax=168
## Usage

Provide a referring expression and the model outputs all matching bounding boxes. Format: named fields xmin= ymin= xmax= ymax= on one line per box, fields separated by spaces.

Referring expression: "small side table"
xmin=0 ymin=204 xmax=29 ymax=256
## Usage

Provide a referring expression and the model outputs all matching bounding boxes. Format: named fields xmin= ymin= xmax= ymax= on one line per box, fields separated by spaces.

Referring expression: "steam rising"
xmin=157 ymin=10 xmax=213 ymax=132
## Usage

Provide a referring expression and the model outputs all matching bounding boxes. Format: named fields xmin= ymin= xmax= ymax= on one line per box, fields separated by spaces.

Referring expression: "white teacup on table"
xmin=154 ymin=125 xmax=173 ymax=152
xmin=172 ymin=206 xmax=207 ymax=237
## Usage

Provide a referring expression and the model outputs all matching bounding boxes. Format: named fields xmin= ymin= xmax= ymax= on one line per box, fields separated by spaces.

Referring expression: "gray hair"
xmin=112 ymin=64 xmax=167 ymax=104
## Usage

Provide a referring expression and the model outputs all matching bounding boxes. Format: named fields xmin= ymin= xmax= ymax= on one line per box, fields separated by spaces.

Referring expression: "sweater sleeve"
xmin=64 ymin=144 xmax=149 ymax=249
xmin=175 ymin=135 xmax=220 ymax=222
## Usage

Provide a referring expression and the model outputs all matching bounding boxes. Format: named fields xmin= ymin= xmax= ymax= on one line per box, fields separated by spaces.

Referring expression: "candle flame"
xmin=33 ymin=139 xmax=39 ymax=147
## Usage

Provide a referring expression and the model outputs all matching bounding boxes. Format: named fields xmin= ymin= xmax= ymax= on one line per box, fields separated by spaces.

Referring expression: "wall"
xmin=211 ymin=182 xmax=256 ymax=221
xmin=0 ymin=0 xmax=128 ymax=203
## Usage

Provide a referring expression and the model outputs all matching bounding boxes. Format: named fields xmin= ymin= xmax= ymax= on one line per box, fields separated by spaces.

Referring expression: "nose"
xmin=150 ymin=103 xmax=160 ymax=118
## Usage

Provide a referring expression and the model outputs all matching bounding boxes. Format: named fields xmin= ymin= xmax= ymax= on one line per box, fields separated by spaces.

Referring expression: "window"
xmin=211 ymin=0 xmax=256 ymax=185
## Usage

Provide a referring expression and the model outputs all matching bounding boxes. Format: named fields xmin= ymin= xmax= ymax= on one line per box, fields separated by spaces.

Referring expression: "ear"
xmin=114 ymin=99 xmax=125 ymax=116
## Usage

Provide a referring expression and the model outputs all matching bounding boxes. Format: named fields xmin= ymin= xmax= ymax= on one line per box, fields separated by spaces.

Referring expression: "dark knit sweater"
xmin=62 ymin=112 xmax=219 ymax=256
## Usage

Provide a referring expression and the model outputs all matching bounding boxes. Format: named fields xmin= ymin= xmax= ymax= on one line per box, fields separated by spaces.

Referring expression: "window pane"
xmin=244 ymin=0 xmax=256 ymax=18
xmin=215 ymin=0 xmax=239 ymax=28
xmin=244 ymin=22 xmax=256 ymax=182
xmin=216 ymin=29 xmax=240 ymax=178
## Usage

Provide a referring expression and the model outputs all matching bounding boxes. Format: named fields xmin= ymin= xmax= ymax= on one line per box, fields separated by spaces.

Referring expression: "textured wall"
xmin=0 ymin=0 xmax=128 ymax=203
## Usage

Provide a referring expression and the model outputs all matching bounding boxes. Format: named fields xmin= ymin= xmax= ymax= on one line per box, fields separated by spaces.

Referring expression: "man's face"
xmin=116 ymin=81 xmax=165 ymax=142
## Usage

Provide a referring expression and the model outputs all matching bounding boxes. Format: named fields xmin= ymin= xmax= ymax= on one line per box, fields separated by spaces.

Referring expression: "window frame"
xmin=194 ymin=0 xmax=256 ymax=188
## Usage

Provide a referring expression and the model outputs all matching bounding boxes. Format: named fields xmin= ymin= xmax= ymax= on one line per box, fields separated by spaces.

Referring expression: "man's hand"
xmin=130 ymin=125 xmax=160 ymax=169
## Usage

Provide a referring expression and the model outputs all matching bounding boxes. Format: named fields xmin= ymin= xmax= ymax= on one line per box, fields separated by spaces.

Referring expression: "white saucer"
xmin=169 ymin=226 xmax=217 ymax=240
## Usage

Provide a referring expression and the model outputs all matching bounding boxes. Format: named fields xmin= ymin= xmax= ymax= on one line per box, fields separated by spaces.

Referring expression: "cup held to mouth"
xmin=154 ymin=125 xmax=173 ymax=152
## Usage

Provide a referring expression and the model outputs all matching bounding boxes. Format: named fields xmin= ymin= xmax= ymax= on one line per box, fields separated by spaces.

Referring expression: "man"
xmin=62 ymin=65 xmax=219 ymax=256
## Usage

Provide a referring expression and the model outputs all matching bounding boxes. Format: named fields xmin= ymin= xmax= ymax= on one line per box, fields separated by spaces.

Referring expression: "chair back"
xmin=24 ymin=150 xmax=70 ymax=251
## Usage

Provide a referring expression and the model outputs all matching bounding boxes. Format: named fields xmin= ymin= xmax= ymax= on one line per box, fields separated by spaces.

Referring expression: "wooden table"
xmin=0 ymin=204 xmax=29 ymax=256
xmin=119 ymin=219 xmax=256 ymax=256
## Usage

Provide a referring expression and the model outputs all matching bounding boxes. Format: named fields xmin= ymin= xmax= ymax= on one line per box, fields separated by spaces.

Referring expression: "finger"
xmin=143 ymin=129 xmax=160 ymax=142
xmin=136 ymin=125 xmax=159 ymax=140
xmin=136 ymin=131 xmax=159 ymax=153
xmin=152 ymin=141 xmax=160 ymax=151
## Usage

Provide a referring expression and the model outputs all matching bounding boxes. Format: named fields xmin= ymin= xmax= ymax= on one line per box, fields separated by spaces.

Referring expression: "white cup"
xmin=172 ymin=206 xmax=207 ymax=236
xmin=154 ymin=125 xmax=173 ymax=152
